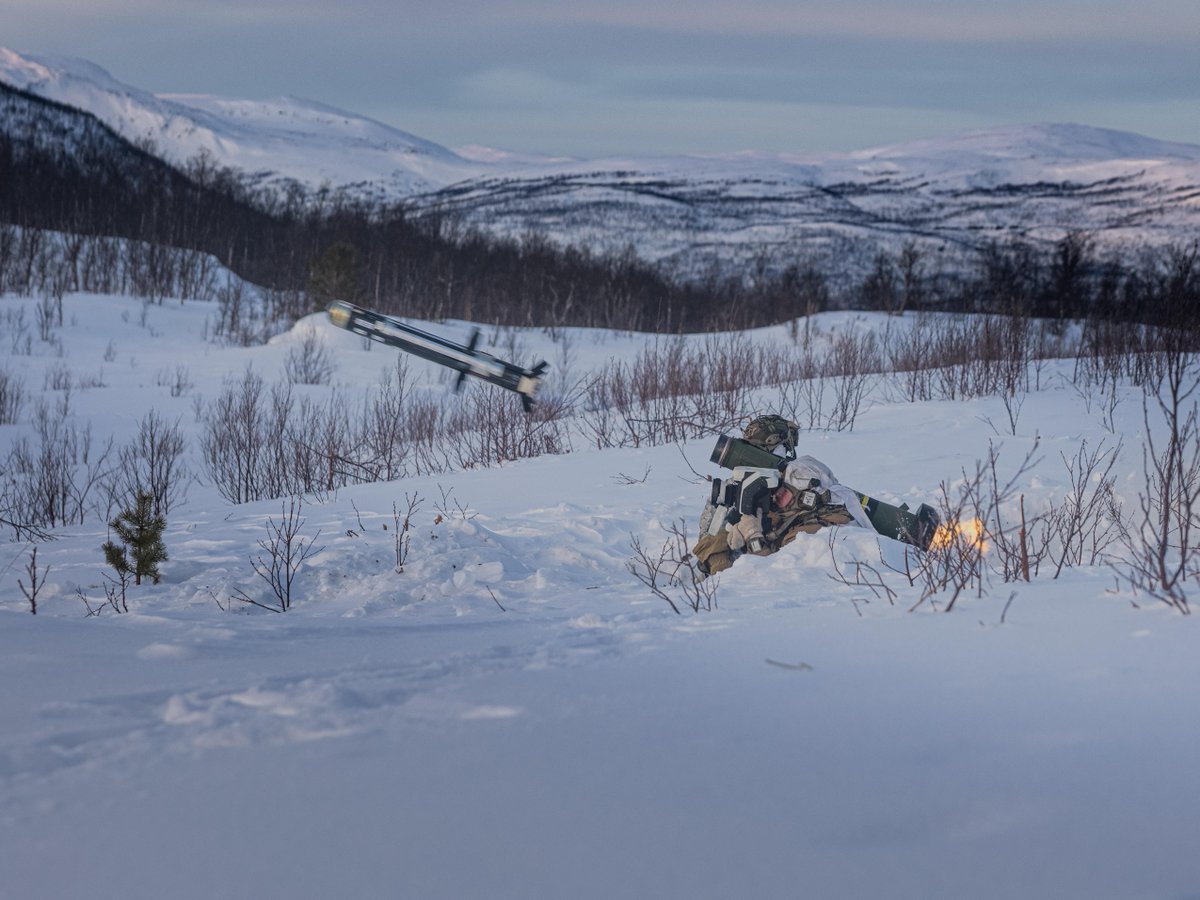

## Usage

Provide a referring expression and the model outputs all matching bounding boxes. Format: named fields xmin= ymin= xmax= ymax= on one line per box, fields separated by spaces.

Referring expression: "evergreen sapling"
xmin=103 ymin=490 xmax=167 ymax=585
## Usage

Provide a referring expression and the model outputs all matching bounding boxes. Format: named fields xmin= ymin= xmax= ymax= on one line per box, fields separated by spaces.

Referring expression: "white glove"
xmin=727 ymin=514 xmax=765 ymax=553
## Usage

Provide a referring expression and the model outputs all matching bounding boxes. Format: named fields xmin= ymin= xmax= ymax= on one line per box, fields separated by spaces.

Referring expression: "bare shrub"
xmin=43 ymin=362 xmax=73 ymax=392
xmin=111 ymin=411 xmax=189 ymax=518
xmin=777 ymin=344 xmax=828 ymax=431
xmin=173 ymin=248 xmax=220 ymax=302
xmin=884 ymin=318 xmax=934 ymax=404
xmin=901 ymin=473 xmax=989 ymax=613
xmin=977 ymin=440 xmax=1046 ymax=587
xmin=882 ymin=313 xmax=1055 ymax=411
xmin=1117 ymin=348 xmax=1200 ymax=613
xmin=1043 ymin=439 xmax=1125 ymax=577
xmin=827 ymin=533 xmax=898 ymax=607
xmin=449 ymin=384 xmax=572 ymax=467
xmin=3 ymin=402 xmax=114 ymax=532
xmin=0 ymin=365 xmax=25 ymax=424
xmin=35 ymin=294 xmax=55 ymax=342
xmin=285 ymin=392 xmax=352 ymax=496
xmin=896 ymin=440 xmax=1040 ymax=611
xmin=211 ymin=276 xmax=264 ymax=347
xmin=18 ymin=545 xmax=48 ymax=615
xmin=580 ymin=337 xmax=761 ymax=448
xmin=392 ymin=492 xmax=423 ymax=573
xmin=0 ymin=485 xmax=52 ymax=542
xmin=76 ymin=571 xmax=132 ymax=616
xmin=261 ymin=381 xmax=298 ymax=500
xmin=825 ymin=329 xmax=880 ymax=432
xmin=433 ymin=484 xmax=476 ymax=521
xmin=201 ymin=366 xmax=455 ymax=503
xmin=104 ymin=569 xmax=131 ymax=613
xmin=155 ymin=365 xmax=193 ymax=397
xmin=400 ymin=394 xmax=453 ymax=477
xmin=200 ymin=368 xmax=270 ymax=504
xmin=627 ymin=519 xmax=718 ymax=614
xmin=76 ymin=370 xmax=106 ymax=390
xmin=829 ymin=436 xmax=1134 ymax=615
xmin=263 ymin=286 xmax=308 ymax=327
xmin=235 ymin=495 xmax=325 ymax=612
xmin=352 ymin=358 xmax=416 ymax=482
xmin=778 ymin=326 xmax=881 ymax=433
xmin=284 ymin=326 xmax=336 ymax=385
xmin=4 ymin=307 xmax=31 ymax=354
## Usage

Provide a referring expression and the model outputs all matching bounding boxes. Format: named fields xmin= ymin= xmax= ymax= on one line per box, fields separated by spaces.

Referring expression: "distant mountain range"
xmin=4 ymin=47 xmax=1200 ymax=279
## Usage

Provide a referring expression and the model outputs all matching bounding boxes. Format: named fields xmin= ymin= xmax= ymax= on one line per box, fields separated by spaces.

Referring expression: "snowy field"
xmin=2 ymin=291 xmax=1199 ymax=900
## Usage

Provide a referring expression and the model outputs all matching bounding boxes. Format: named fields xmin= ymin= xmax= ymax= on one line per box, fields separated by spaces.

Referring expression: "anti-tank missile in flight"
xmin=327 ymin=301 xmax=548 ymax=412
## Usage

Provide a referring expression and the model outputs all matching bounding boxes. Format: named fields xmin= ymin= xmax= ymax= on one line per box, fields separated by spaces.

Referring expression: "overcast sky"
xmin=7 ymin=0 xmax=1200 ymax=157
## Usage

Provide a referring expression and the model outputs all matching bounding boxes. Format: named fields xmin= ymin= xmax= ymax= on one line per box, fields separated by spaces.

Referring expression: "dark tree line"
xmin=2 ymin=80 xmax=1198 ymax=333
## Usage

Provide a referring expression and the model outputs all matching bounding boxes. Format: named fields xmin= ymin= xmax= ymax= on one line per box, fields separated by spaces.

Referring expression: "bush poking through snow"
xmin=2 ymin=402 xmax=114 ymax=536
xmin=17 ymin=545 xmax=47 ymax=615
xmin=284 ymin=326 xmax=336 ymax=385
xmin=77 ymin=568 xmax=133 ymax=616
xmin=627 ymin=519 xmax=718 ymax=614
xmin=112 ymin=411 xmax=189 ymax=519
xmin=235 ymin=495 xmax=324 ymax=613
xmin=1119 ymin=347 xmax=1200 ymax=614
xmin=0 ymin=365 xmax=25 ymax=424
xmin=392 ymin=493 xmax=423 ymax=574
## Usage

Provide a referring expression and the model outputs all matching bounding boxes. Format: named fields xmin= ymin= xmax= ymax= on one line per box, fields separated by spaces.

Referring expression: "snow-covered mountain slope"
xmin=419 ymin=123 xmax=1200 ymax=276
xmin=0 ymin=48 xmax=485 ymax=196
xmin=4 ymin=47 xmax=1200 ymax=276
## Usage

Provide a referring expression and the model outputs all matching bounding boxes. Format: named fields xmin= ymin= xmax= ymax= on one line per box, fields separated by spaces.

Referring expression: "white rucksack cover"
xmin=783 ymin=455 xmax=873 ymax=531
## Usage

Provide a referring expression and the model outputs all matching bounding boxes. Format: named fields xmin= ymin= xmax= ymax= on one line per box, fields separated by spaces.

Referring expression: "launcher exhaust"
xmin=327 ymin=301 xmax=548 ymax=412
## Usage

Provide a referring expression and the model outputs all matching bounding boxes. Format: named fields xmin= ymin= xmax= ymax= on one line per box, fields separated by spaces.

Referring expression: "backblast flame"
xmin=929 ymin=517 xmax=987 ymax=552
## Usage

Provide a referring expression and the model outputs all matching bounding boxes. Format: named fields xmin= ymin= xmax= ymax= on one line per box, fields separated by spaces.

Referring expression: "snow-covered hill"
xmin=0 ymin=48 xmax=487 ymax=196
xmin=4 ymin=46 xmax=1200 ymax=276
xmin=2 ymin=287 xmax=1199 ymax=899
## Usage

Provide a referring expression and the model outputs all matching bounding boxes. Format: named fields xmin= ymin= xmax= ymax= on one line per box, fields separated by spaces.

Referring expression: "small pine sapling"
xmin=103 ymin=490 xmax=168 ymax=585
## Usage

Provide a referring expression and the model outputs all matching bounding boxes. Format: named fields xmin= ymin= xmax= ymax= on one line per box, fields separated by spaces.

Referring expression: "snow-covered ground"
xmin=2 ymin=291 xmax=1198 ymax=899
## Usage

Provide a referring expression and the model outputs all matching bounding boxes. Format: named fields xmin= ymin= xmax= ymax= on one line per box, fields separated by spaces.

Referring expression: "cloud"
xmin=5 ymin=0 xmax=1198 ymax=156
xmin=8 ymin=0 xmax=1199 ymax=43
xmin=474 ymin=0 xmax=1199 ymax=43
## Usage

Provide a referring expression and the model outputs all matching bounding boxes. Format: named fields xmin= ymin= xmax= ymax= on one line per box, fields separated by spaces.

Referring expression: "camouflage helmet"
xmin=742 ymin=414 xmax=799 ymax=458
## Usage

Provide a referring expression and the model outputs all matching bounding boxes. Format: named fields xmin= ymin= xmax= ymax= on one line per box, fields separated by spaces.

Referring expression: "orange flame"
xmin=929 ymin=517 xmax=987 ymax=552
